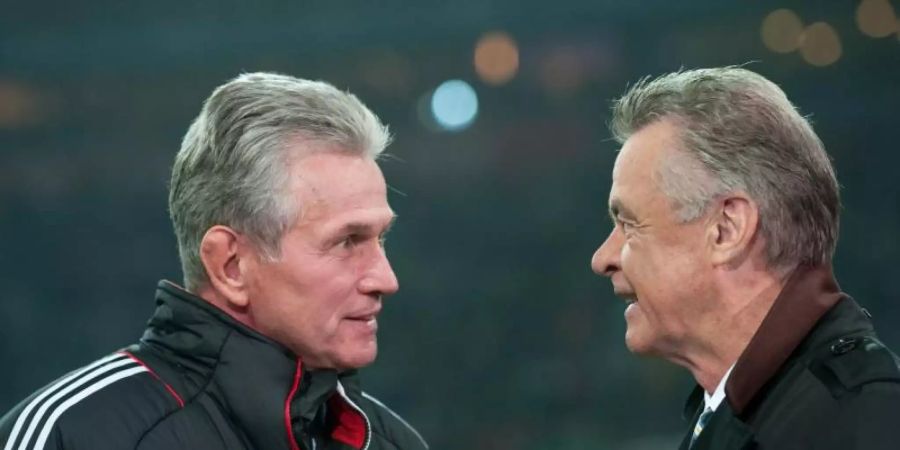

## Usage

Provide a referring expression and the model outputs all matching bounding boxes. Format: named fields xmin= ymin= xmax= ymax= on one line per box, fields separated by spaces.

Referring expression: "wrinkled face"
xmin=591 ymin=120 xmax=715 ymax=358
xmin=246 ymin=150 xmax=398 ymax=370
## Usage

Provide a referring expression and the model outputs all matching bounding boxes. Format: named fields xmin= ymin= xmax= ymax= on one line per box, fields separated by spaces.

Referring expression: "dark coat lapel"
xmin=690 ymin=403 xmax=755 ymax=450
xmin=679 ymin=394 xmax=755 ymax=450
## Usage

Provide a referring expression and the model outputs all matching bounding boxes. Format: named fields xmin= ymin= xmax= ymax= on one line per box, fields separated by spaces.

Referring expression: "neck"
xmin=684 ymin=263 xmax=787 ymax=393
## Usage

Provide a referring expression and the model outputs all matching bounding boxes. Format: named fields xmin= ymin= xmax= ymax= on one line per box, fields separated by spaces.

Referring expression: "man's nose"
xmin=360 ymin=246 xmax=400 ymax=297
xmin=591 ymin=228 xmax=623 ymax=277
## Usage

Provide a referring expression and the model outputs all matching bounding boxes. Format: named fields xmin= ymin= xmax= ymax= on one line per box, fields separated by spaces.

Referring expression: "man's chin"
xmin=624 ymin=330 xmax=653 ymax=355
xmin=333 ymin=347 xmax=378 ymax=371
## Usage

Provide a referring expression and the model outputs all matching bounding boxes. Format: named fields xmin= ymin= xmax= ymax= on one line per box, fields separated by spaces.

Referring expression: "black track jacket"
xmin=1 ymin=281 xmax=429 ymax=450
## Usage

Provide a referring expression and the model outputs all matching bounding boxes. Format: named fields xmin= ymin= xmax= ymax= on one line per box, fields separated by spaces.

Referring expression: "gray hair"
xmin=169 ymin=72 xmax=392 ymax=290
xmin=610 ymin=67 xmax=840 ymax=272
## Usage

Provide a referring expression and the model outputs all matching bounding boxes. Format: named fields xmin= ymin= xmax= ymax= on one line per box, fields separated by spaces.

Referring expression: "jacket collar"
xmin=723 ymin=264 xmax=844 ymax=414
xmin=144 ymin=281 xmax=363 ymax=449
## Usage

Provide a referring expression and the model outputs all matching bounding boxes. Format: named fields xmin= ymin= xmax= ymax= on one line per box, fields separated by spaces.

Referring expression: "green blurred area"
xmin=1 ymin=1 xmax=898 ymax=448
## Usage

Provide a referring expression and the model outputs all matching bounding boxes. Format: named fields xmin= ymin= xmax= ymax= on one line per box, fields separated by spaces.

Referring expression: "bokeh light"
xmin=800 ymin=22 xmax=842 ymax=67
xmin=430 ymin=80 xmax=478 ymax=131
xmin=474 ymin=31 xmax=520 ymax=86
xmin=0 ymin=80 xmax=45 ymax=129
xmin=538 ymin=46 xmax=587 ymax=94
xmin=761 ymin=9 xmax=804 ymax=53
xmin=357 ymin=48 xmax=416 ymax=97
xmin=857 ymin=0 xmax=898 ymax=38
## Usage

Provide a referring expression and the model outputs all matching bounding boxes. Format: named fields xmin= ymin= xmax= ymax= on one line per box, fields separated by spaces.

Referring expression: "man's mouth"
xmin=347 ymin=314 xmax=377 ymax=323
xmin=613 ymin=286 xmax=637 ymax=303
xmin=346 ymin=315 xmax=378 ymax=334
xmin=346 ymin=307 xmax=381 ymax=328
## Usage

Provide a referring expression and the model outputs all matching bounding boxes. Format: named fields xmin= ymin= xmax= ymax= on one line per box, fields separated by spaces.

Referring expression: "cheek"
xmin=622 ymin=235 xmax=686 ymax=273
xmin=305 ymin=286 xmax=347 ymax=322
xmin=620 ymin=238 xmax=680 ymax=302
xmin=307 ymin=279 xmax=361 ymax=330
xmin=620 ymin=239 xmax=654 ymax=279
xmin=619 ymin=242 xmax=640 ymax=289
xmin=253 ymin=267 xmax=335 ymax=329
xmin=270 ymin=251 xmax=370 ymax=331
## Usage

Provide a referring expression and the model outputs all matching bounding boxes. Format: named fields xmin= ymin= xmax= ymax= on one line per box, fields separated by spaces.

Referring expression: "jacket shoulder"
xmin=1 ymin=352 xmax=183 ymax=450
xmin=809 ymin=336 xmax=900 ymax=397
xmin=803 ymin=336 xmax=900 ymax=449
xmin=358 ymin=392 xmax=428 ymax=450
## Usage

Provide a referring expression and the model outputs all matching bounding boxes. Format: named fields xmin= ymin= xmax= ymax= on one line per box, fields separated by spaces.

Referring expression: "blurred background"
xmin=1 ymin=0 xmax=898 ymax=448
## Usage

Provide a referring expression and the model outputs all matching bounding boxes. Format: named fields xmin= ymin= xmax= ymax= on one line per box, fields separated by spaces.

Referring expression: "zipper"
xmin=335 ymin=381 xmax=372 ymax=450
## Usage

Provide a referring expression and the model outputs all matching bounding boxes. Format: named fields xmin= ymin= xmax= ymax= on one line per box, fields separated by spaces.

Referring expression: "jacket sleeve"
xmin=0 ymin=395 xmax=65 ymax=450
xmin=0 ymin=352 xmax=179 ymax=450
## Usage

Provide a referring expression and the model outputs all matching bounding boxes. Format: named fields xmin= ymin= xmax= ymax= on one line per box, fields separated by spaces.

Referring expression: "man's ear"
xmin=199 ymin=225 xmax=251 ymax=308
xmin=708 ymin=193 xmax=759 ymax=267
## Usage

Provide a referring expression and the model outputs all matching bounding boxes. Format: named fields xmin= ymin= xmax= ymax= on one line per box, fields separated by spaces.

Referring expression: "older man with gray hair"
xmin=592 ymin=67 xmax=900 ymax=449
xmin=1 ymin=73 xmax=428 ymax=450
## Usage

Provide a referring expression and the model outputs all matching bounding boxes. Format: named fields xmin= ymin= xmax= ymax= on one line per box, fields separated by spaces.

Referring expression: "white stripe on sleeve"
xmin=32 ymin=366 xmax=148 ymax=450
xmin=3 ymin=354 xmax=126 ymax=450
xmin=15 ymin=357 xmax=138 ymax=450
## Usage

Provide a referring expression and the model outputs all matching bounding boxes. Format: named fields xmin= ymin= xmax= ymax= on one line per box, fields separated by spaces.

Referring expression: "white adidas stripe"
xmin=3 ymin=354 xmax=125 ymax=450
xmin=6 ymin=354 xmax=146 ymax=450
xmin=14 ymin=357 xmax=139 ymax=450
xmin=32 ymin=366 xmax=147 ymax=450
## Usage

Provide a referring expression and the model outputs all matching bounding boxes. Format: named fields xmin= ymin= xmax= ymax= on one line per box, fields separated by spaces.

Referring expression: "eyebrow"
xmin=335 ymin=215 xmax=397 ymax=237
xmin=608 ymin=198 xmax=636 ymax=222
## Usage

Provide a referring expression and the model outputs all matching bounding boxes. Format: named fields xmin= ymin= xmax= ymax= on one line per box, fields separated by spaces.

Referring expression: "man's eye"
xmin=340 ymin=235 xmax=359 ymax=248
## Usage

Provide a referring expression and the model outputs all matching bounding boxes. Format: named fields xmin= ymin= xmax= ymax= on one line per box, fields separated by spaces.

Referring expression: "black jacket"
xmin=0 ymin=281 xmax=429 ymax=450
xmin=680 ymin=266 xmax=900 ymax=450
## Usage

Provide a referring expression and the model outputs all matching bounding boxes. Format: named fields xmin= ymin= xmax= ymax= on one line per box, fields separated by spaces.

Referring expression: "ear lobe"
xmin=199 ymin=225 xmax=251 ymax=309
xmin=709 ymin=194 xmax=759 ymax=266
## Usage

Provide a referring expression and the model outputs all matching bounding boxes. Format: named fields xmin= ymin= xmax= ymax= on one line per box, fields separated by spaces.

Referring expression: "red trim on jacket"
xmin=284 ymin=360 xmax=303 ymax=450
xmin=120 ymin=351 xmax=185 ymax=408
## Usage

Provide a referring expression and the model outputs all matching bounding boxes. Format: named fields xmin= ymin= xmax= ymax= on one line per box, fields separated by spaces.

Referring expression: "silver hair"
xmin=169 ymin=72 xmax=392 ymax=290
xmin=610 ymin=66 xmax=840 ymax=271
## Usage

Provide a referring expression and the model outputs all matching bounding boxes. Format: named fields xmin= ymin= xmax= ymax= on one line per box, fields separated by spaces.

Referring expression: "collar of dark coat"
xmin=724 ymin=264 xmax=845 ymax=414
xmin=681 ymin=265 xmax=845 ymax=420
xmin=142 ymin=280 xmax=366 ymax=450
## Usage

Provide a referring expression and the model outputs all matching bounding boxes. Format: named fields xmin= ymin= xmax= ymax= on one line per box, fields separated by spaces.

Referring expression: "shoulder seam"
xmin=121 ymin=351 xmax=185 ymax=408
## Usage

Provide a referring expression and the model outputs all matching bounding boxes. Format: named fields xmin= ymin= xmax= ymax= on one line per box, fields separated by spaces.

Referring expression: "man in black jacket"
xmin=0 ymin=73 xmax=428 ymax=450
xmin=591 ymin=67 xmax=900 ymax=449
